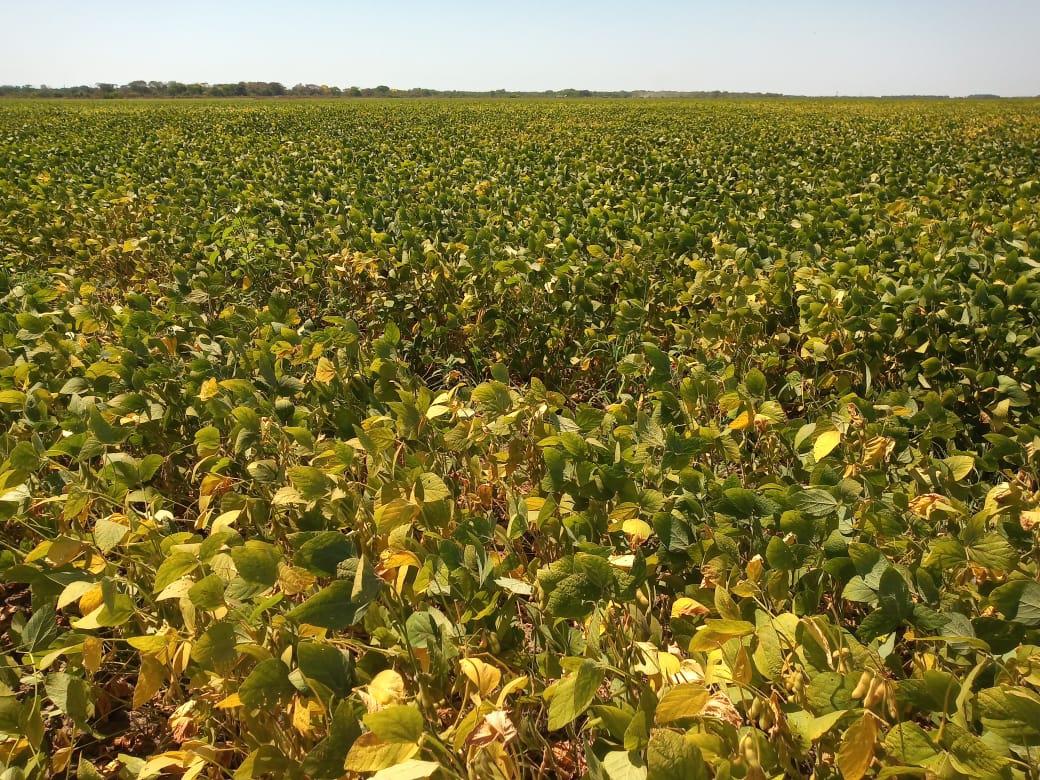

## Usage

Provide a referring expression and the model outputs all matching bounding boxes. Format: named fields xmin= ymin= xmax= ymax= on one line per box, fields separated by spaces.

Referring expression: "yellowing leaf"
xmin=861 ymin=435 xmax=894 ymax=467
xmin=909 ymin=493 xmax=956 ymax=519
xmin=655 ymin=683 xmax=710 ymax=723
xmin=461 ymin=657 xmax=502 ymax=698
xmin=314 ymin=356 xmax=337 ymax=384
xmin=82 ymin=637 xmax=103 ymax=674
xmin=728 ymin=411 xmax=752 ymax=431
xmin=943 ymin=455 xmax=975 ymax=481
xmin=344 ymin=732 xmax=419 ymax=773
xmin=813 ymin=430 xmax=841 ymax=460
xmin=496 ymin=675 xmax=528 ymax=707
xmin=836 ymin=712 xmax=878 ymax=780
xmin=425 ymin=404 xmax=451 ymax=419
xmin=78 ymin=585 xmax=104 ymax=616
xmin=371 ymin=760 xmax=442 ymax=780
xmin=1021 ymin=508 xmax=1040 ymax=531
xmin=133 ymin=655 xmax=166 ymax=709
xmin=621 ymin=518 xmax=654 ymax=545
xmin=198 ymin=377 xmax=219 ymax=401
xmin=468 ymin=710 xmax=517 ymax=748
xmin=368 ymin=669 xmax=406 ymax=707
xmin=671 ymin=597 xmax=710 ymax=619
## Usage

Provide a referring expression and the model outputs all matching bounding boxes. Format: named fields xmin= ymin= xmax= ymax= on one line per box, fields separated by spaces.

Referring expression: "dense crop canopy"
xmin=1 ymin=98 xmax=1040 ymax=778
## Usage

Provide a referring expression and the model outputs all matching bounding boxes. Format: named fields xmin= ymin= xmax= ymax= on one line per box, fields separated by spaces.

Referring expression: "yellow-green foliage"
xmin=1 ymin=99 xmax=1040 ymax=779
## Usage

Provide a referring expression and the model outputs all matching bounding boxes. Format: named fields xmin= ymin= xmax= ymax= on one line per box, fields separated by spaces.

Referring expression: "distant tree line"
xmin=0 ymin=82 xmax=1024 ymax=100
xmin=0 ymin=81 xmax=797 ymax=99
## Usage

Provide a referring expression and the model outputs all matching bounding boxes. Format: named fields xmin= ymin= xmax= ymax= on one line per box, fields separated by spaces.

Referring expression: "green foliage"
xmin=1 ymin=97 xmax=1040 ymax=779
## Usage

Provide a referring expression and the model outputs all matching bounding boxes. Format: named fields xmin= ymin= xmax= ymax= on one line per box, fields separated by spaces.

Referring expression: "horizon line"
xmin=2 ymin=80 xmax=1037 ymax=100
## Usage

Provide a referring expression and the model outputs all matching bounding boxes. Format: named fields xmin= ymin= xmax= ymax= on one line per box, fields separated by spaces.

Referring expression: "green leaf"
xmin=966 ymin=533 xmax=1016 ymax=572
xmin=989 ymin=580 xmax=1040 ymax=626
xmin=188 ymin=574 xmax=226 ymax=610
xmin=471 ymin=381 xmax=512 ymax=416
xmin=547 ymin=660 xmax=603 ymax=730
xmin=895 ymin=670 xmax=960 ymax=715
xmin=230 ymin=541 xmax=281 ymax=587
xmin=766 ymin=535 xmax=797 ymax=570
xmin=600 ymin=751 xmax=647 ymax=780
xmin=941 ymin=722 xmax=1009 ymax=778
xmin=191 ymin=621 xmax=237 ymax=672
xmin=794 ymin=488 xmax=839 ymax=517
xmin=44 ymin=673 xmax=93 ymax=732
xmin=978 ymin=686 xmax=1040 ymax=746
xmin=293 ymin=531 xmax=353 ymax=576
xmin=234 ymin=745 xmax=290 ymax=780
xmin=689 ymin=619 xmax=755 ymax=651
xmin=883 ymin=722 xmax=940 ymax=765
xmin=20 ymin=609 xmax=60 ymax=652
xmin=239 ymin=658 xmax=293 ymax=709
xmin=288 ymin=465 xmax=331 ymax=501
xmin=93 ymin=519 xmax=129 ymax=552
xmin=646 ymin=729 xmax=707 ymax=780
xmin=297 ymin=642 xmax=353 ymax=698
xmin=153 ymin=551 xmax=198 ymax=593
xmin=88 ymin=405 xmax=128 ymax=444
xmin=288 ymin=580 xmax=359 ymax=629
xmin=416 ymin=472 xmax=450 ymax=503
xmin=303 ymin=699 xmax=363 ymax=779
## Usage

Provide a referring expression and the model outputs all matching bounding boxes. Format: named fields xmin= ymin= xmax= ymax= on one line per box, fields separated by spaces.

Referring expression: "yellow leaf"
xmin=51 ymin=746 xmax=73 ymax=774
xmin=380 ymin=550 xmax=422 ymax=572
xmin=198 ymin=378 xmax=219 ymax=401
xmin=671 ymin=597 xmax=710 ymax=619
xmin=909 ymin=492 xmax=955 ymax=519
xmin=425 ymin=404 xmax=451 ymax=419
xmin=78 ymin=585 xmax=104 ymax=616
xmin=943 ymin=455 xmax=975 ymax=481
xmin=728 ymin=411 xmax=752 ymax=431
xmin=57 ymin=581 xmax=97 ymax=611
xmin=128 ymin=633 xmax=174 ymax=660
xmin=292 ymin=697 xmax=315 ymax=735
xmin=621 ymin=519 xmax=654 ymax=545
xmin=836 ymin=712 xmax=877 ymax=780
xmin=861 ymin=436 xmax=894 ymax=467
xmin=1020 ymin=508 xmax=1040 ymax=531
xmin=47 ymin=537 xmax=83 ymax=566
xmin=461 ymin=657 xmax=502 ymax=698
xmin=82 ymin=637 xmax=103 ymax=674
xmin=344 ymin=733 xmax=419 ymax=773
xmin=495 ymin=675 xmax=528 ymax=707
xmin=216 ymin=693 xmax=242 ymax=709
xmin=211 ymin=509 xmax=241 ymax=532
xmin=314 ymin=356 xmax=337 ymax=385
xmin=278 ymin=563 xmax=316 ymax=596
xmin=368 ymin=669 xmax=405 ymax=707
xmin=655 ymin=683 xmax=710 ymax=723
xmin=133 ymin=654 xmax=166 ymax=709
xmin=813 ymin=430 xmax=841 ymax=461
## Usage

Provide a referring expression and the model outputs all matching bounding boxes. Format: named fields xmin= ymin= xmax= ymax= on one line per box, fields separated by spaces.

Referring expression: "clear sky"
xmin=2 ymin=0 xmax=1038 ymax=96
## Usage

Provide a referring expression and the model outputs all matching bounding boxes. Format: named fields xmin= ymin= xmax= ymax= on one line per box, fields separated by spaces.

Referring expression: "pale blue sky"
xmin=2 ymin=0 xmax=1038 ymax=95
